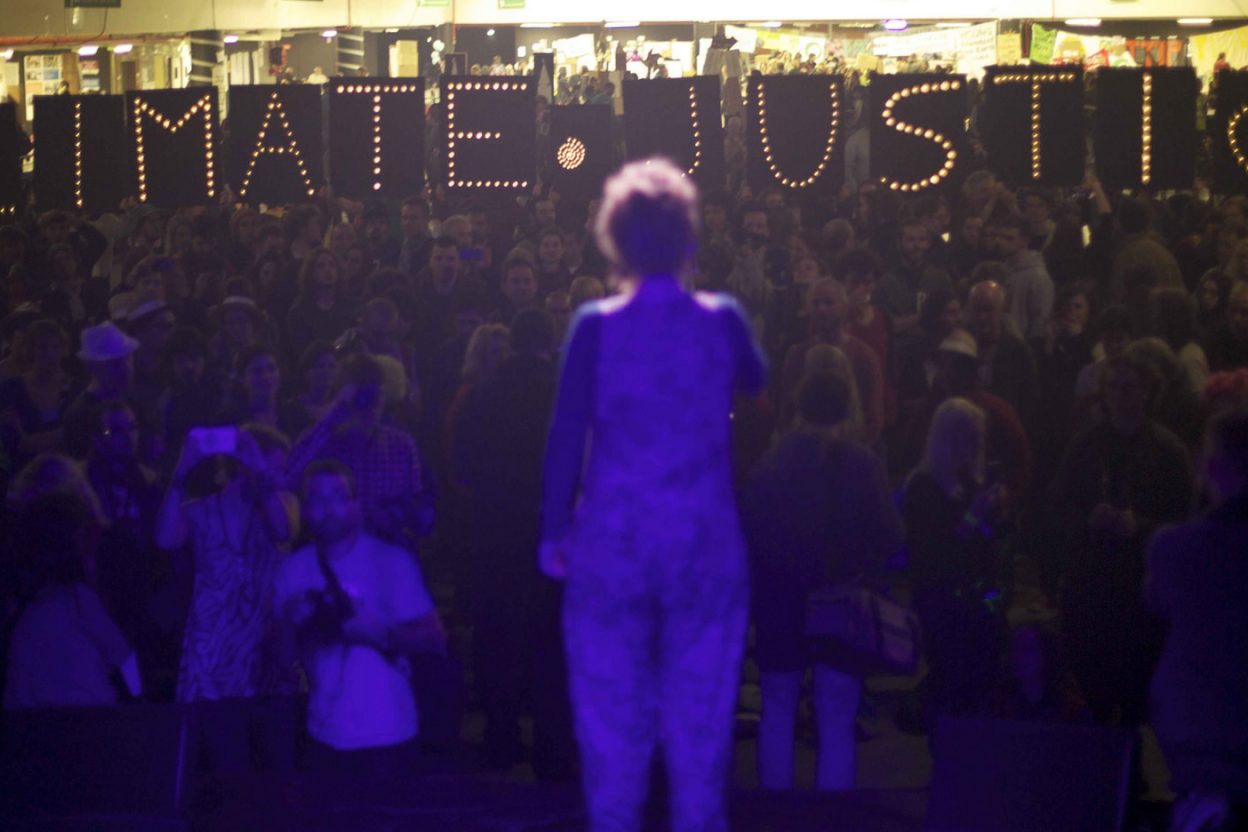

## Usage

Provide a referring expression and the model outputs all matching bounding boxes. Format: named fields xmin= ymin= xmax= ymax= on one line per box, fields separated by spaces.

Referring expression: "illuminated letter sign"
xmin=622 ymin=77 xmax=724 ymax=187
xmin=747 ymin=74 xmax=842 ymax=192
xmin=1094 ymin=67 xmax=1196 ymax=190
xmin=127 ymin=88 xmax=219 ymax=206
xmin=869 ymin=73 xmax=967 ymax=193
xmin=0 ymin=102 xmax=24 ymax=217
xmin=1212 ymin=70 xmax=1248 ymax=194
xmin=34 ymin=95 xmax=129 ymax=212
xmin=328 ymin=79 xmax=425 ymax=199
xmin=440 ymin=78 xmax=535 ymax=190
xmin=227 ymin=85 xmax=323 ymax=204
xmin=981 ymin=67 xmax=1084 ymax=186
xmin=547 ymin=104 xmax=614 ymax=201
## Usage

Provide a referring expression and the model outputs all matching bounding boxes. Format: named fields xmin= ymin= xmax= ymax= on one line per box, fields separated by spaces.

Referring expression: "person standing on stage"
xmin=539 ymin=157 xmax=768 ymax=832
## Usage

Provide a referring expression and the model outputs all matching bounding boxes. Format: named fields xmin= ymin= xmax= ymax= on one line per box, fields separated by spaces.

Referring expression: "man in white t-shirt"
xmin=275 ymin=460 xmax=446 ymax=774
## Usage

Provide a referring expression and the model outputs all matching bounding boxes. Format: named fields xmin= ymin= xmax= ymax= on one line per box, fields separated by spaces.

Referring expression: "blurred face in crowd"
xmin=809 ymin=281 xmax=847 ymax=334
xmin=1103 ymin=365 xmax=1149 ymax=432
xmin=961 ymin=215 xmax=983 ymax=248
xmin=256 ymin=259 xmax=280 ymax=293
xmin=991 ymin=225 xmax=1029 ymax=262
xmin=401 ymin=203 xmax=430 ymax=240
xmin=136 ymin=268 xmax=166 ymax=304
xmin=365 ymin=214 xmax=389 ymax=248
xmin=703 ymin=203 xmax=728 ymax=236
xmin=245 ymin=353 xmax=281 ymax=403
xmin=1198 ymin=277 xmax=1221 ymax=313
xmin=32 ymin=333 xmax=66 ymax=375
xmin=795 ymin=257 xmax=823 ymax=286
xmin=899 ymin=222 xmax=930 ymax=268
xmin=845 ymin=270 xmax=876 ymax=309
xmin=301 ymin=215 xmax=324 ymax=247
xmin=1058 ymin=292 xmax=1090 ymax=333
xmin=938 ymin=298 xmax=963 ymax=337
xmin=503 ymin=264 xmax=538 ymax=308
xmin=89 ymin=355 xmax=133 ymax=396
xmin=234 ymin=211 xmax=259 ymax=246
xmin=968 ymin=283 xmax=1006 ymax=343
xmin=140 ymin=214 xmax=165 ymax=245
xmin=223 ymin=307 xmax=255 ymax=348
xmin=430 ymin=244 xmax=460 ymax=283
xmin=50 ymin=249 xmax=77 ymax=282
xmin=312 ymin=252 xmax=339 ymax=287
xmin=455 ymin=308 xmax=484 ymax=341
xmin=138 ymin=309 xmax=176 ymax=352
xmin=743 ymin=210 xmax=769 ymax=247
xmin=171 ymin=222 xmax=193 ymax=255
xmin=305 ymin=351 xmax=337 ymax=397
xmin=329 ymin=223 xmax=356 ymax=258
xmin=546 ymin=292 xmax=571 ymax=340
xmin=343 ymin=246 xmax=367 ymax=281
xmin=96 ymin=406 xmax=139 ymax=462
xmin=0 ymin=235 xmax=23 ymax=267
xmin=538 ymin=233 xmax=565 ymax=268
xmin=256 ymin=229 xmax=284 ymax=259
xmin=535 ymin=199 xmax=557 ymax=229
xmin=763 ymin=191 xmax=785 ymax=211
xmin=1215 ymin=226 xmax=1242 ymax=264
xmin=1021 ymin=194 xmax=1050 ymax=229
xmin=42 ymin=215 xmax=72 ymax=245
xmin=303 ymin=472 xmax=361 ymax=545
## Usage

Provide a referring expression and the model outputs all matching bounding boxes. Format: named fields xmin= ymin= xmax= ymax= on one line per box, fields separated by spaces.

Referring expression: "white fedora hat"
xmin=78 ymin=322 xmax=140 ymax=362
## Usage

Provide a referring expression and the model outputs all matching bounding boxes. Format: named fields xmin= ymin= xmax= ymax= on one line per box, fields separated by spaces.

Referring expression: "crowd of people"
xmin=0 ymin=100 xmax=1246 ymax=831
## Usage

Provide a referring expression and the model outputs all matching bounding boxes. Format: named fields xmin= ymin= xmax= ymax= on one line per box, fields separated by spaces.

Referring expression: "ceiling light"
xmin=385 ymin=28 xmax=400 ymax=33
xmin=2 ymin=49 xmax=13 ymax=61
xmin=78 ymin=44 xmax=99 ymax=57
xmin=750 ymin=21 xmax=783 ymax=28
xmin=1178 ymin=17 xmax=1214 ymax=26
xmin=486 ymin=28 xmax=496 ymax=36
xmin=884 ymin=19 xmax=909 ymax=31
xmin=322 ymin=29 xmax=338 ymax=39
xmin=1065 ymin=18 xmax=1102 ymax=27
xmin=224 ymin=34 xmax=240 ymax=44
xmin=113 ymin=43 xmax=133 ymax=54
xmin=605 ymin=21 xmax=640 ymax=28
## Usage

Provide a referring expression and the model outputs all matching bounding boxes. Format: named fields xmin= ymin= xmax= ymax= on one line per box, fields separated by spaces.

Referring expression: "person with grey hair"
xmin=539 ymin=157 xmax=767 ymax=832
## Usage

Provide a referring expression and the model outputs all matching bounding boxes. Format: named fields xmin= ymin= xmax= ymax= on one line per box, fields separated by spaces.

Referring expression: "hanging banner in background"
xmin=1188 ymin=25 xmax=1248 ymax=82
xmin=547 ymin=104 xmax=614 ymax=201
xmin=1211 ymin=70 xmax=1248 ymax=194
xmin=746 ymin=74 xmax=843 ymax=195
xmin=0 ymin=103 xmax=21 ymax=217
xmin=127 ymin=88 xmax=219 ymax=207
xmin=622 ymin=76 xmax=725 ymax=189
xmin=1030 ymin=25 xmax=1058 ymax=64
xmin=440 ymin=76 xmax=536 ymax=192
xmin=981 ymin=66 xmax=1085 ymax=187
xmin=1094 ymin=67 xmax=1197 ymax=190
xmin=328 ymin=78 xmax=425 ymax=199
xmin=869 ymin=72 xmax=969 ymax=194
xmin=955 ymin=22 xmax=999 ymax=79
xmin=532 ymin=52 xmax=555 ymax=103
xmin=33 ymin=95 xmax=129 ymax=213
xmin=997 ymin=33 xmax=1023 ymax=66
xmin=227 ymin=85 xmax=323 ymax=206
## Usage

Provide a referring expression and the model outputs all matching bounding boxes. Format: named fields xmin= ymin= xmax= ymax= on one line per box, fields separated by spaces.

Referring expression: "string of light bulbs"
xmin=878 ymin=80 xmax=961 ymax=193
xmin=755 ymin=78 xmax=839 ymax=189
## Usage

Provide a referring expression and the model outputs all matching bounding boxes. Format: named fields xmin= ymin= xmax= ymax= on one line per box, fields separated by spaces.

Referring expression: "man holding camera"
xmin=275 ymin=460 xmax=447 ymax=775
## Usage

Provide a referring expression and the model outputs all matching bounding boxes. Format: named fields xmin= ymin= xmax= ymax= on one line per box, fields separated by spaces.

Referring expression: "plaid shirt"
xmin=287 ymin=419 xmax=427 ymax=544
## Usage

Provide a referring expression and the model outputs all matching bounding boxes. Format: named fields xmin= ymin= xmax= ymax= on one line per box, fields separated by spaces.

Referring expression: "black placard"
xmin=981 ymin=66 xmax=1085 ymax=187
xmin=868 ymin=73 xmax=969 ymax=194
xmin=1094 ymin=67 xmax=1197 ymax=190
xmin=327 ymin=78 xmax=425 ymax=200
xmin=440 ymin=77 xmax=536 ymax=192
xmin=1211 ymin=70 xmax=1248 ymax=194
xmin=227 ymin=85 xmax=324 ymax=206
xmin=0 ymin=103 xmax=23 ymax=219
xmin=746 ymin=74 xmax=843 ymax=195
xmin=34 ymin=94 xmax=130 ymax=212
xmin=547 ymin=105 xmax=614 ymax=201
xmin=127 ymin=88 xmax=220 ymax=207
xmin=622 ymin=77 xmax=725 ymax=189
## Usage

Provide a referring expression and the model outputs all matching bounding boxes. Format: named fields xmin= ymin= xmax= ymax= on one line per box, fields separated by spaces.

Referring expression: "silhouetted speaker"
xmin=926 ymin=718 xmax=1132 ymax=832
xmin=0 ymin=704 xmax=192 ymax=826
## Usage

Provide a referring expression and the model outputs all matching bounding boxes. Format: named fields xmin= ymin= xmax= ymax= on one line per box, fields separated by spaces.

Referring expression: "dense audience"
xmin=1 ymin=109 xmax=1247 ymax=829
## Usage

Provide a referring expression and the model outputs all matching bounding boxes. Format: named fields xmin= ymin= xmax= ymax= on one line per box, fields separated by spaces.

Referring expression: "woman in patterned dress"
xmin=540 ymin=158 xmax=767 ymax=832
xmin=154 ymin=423 xmax=298 ymax=773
